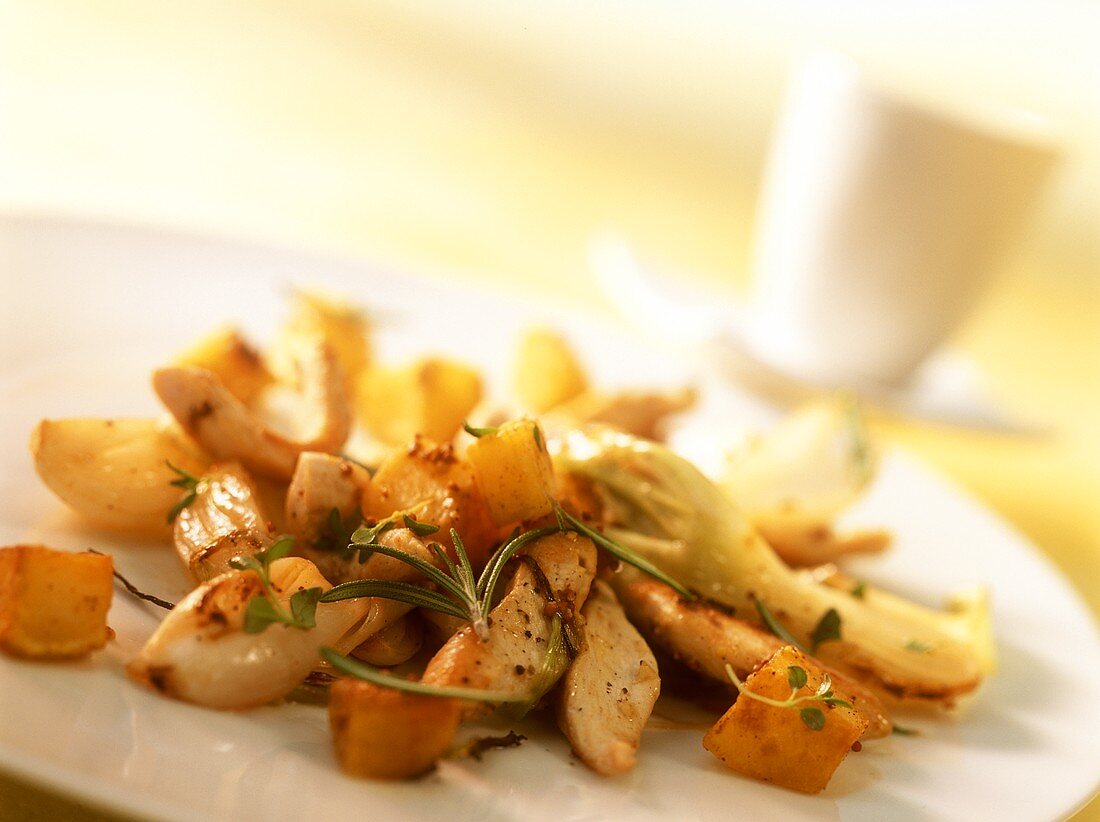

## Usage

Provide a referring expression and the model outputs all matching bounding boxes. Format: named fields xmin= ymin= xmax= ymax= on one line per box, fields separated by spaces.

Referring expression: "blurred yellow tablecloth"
xmin=1 ymin=2 xmax=1097 ymax=819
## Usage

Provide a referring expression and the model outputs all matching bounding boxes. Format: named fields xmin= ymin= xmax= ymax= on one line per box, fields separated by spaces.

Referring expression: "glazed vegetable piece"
xmin=173 ymin=325 xmax=272 ymax=404
xmin=557 ymin=427 xmax=985 ymax=704
xmin=271 ymin=289 xmax=372 ymax=393
xmin=703 ymin=645 xmax=868 ymax=794
xmin=721 ymin=396 xmax=886 ymax=566
xmin=466 ymin=418 xmax=557 ymax=526
xmin=358 ymin=358 xmax=482 ymax=446
xmin=129 ymin=529 xmax=440 ymax=709
xmin=0 ymin=545 xmax=113 ymax=659
xmin=556 ymin=581 xmax=661 ymax=775
xmin=30 ymin=417 xmax=209 ymax=533
xmin=552 ymin=387 xmax=697 ymax=442
xmin=512 ymin=327 xmax=588 ymax=413
xmin=350 ymin=614 xmax=424 ymax=667
xmin=363 ymin=437 xmax=504 ymax=568
xmin=172 ymin=461 xmax=272 ymax=581
xmin=615 ymin=576 xmax=891 ymax=738
xmin=329 ymin=679 xmax=462 ymax=780
xmin=153 ymin=339 xmax=351 ymax=480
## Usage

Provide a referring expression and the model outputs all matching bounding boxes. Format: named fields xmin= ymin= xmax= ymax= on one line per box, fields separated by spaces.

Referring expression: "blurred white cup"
xmin=743 ymin=54 xmax=1059 ymax=388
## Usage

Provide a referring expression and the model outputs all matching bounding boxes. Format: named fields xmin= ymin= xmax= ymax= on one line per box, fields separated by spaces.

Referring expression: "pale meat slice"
xmin=556 ymin=580 xmax=660 ymax=775
xmin=422 ymin=531 xmax=597 ymax=718
xmin=616 ymin=578 xmax=893 ymax=739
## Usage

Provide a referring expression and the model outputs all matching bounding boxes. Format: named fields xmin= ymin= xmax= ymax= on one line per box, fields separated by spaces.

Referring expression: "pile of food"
xmin=1 ymin=291 xmax=994 ymax=793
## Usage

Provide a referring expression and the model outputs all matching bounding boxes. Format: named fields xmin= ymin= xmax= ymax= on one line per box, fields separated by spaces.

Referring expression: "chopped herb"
xmin=403 ymin=514 xmax=440 ymax=537
xmin=725 ymin=663 xmax=851 ymax=732
xmin=315 ymin=507 xmax=363 ymax=555
xmin=753 ymin=597 xmax=806 ymax=652
xmin=892 ymin=724 xmax=919 ymax=736
xmin=229 ymin=536 xmax=322 ymax=633
xmin=851 ymin=580 xmax=867 ymax=599
xmin=165 ymin=460 xmax=202 ymax=524
xmin=810 ymin=608 xmax=842 ymax=653
xmin=321 ymin=648 xmax=526 ymax=702
xmin=904 ymin=640 xmax=933 ymax=653
xmin=463 ymin=420 xmax=499 ymax=438
xmin=533 ymin=424 xmax=544 ymax=452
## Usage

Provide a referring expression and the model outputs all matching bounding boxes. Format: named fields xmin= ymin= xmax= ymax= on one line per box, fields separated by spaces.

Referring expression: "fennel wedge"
xmin=556 ymin=428 xmax=988 ymax=704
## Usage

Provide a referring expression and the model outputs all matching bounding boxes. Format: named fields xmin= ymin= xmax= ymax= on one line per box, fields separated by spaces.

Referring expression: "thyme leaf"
xmin=462 ymin=420 xmax=499 ymax=438
xmin=230 ymin=536 xmax=322 ymax=633
xmin=165 ymin=460 xmax=202 ymax=524
xmin=725 ymin=663 xmax=850 ymax=732
xmin=810 ymin=607 xmax=842 ymax=653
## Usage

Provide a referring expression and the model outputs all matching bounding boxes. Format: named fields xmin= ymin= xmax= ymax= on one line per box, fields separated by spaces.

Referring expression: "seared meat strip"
xmin=616 ymin=578 xmax=892 ymax=739
xmin=556 ymin=581 xmax=660 ymax=775
xmin=422 ymin=531 xmax=597 ymax=718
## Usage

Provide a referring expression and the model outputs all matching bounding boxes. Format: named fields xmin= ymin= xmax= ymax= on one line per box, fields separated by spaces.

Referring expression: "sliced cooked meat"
xmin=556 ymin=581 xmax=660 ymax=775
xmin=615 ymin=578 xmax=892 ymax=739
xmin=422 ymin=531 xmax=597 ymax=718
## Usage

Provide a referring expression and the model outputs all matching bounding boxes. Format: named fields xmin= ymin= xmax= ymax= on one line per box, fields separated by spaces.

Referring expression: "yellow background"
xmin=1 ymin=2 xmax=1097 ymax=818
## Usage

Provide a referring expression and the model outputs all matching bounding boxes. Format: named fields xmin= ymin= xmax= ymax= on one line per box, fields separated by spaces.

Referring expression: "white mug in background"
xmin=743 ymin=54 xmax=1060 ymax=388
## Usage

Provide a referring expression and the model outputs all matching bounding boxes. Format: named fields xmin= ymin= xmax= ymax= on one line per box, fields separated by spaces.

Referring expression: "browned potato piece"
xmin=358 ymin=359 xmax=482 ymax=446
xmin=30 ymin=417 xmax=209 ymax=533
xmin=0 ymin=545 xmax=113 ymax=659
xmin=351 ymin=615 xmax=424 ymax=667
xmin=466 ymin=419 xmax=556 ymax=526
xmin=173 ymin=325 xmax=272 ymax=404
xmin=703 ymin=645 xmax=868 ymax=794
xmin=363 ymin=438 xmax=504 ymax=568
xmin=513 ymin=328 xmax=587 ymax=412
xmin=329 ymin=679 xmax=461 ymax=779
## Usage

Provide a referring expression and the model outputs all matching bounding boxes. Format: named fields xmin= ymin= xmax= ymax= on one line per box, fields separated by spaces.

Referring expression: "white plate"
xmin=1 ymin=215 xmax=1098 ymax=822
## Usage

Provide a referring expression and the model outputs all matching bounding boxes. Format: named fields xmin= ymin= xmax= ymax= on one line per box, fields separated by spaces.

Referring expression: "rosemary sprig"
xmin=165 ymin=460 xmax=202 ymax=524
xmin=725 ymin=663 xmax=851 ymax=731
xmin=554 ymin=504 xmax=694 ymax=600
xmin=229 ymin=536 xmax=322 ymax=634
xmin=321 ymin=647 xmax=526 ymax=702
xmin=322 ymin=525 xmax=560 ymax=641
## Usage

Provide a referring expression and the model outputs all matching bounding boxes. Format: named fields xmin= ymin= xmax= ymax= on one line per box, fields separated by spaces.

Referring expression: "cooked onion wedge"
xmin=30 ymin=417 xmax=209 ymax=532
xmin=153 ymin=340 xmax=351 ymax=481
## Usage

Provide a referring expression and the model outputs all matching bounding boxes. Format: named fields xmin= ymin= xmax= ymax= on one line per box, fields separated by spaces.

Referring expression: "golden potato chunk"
xmin=0 ymin=545 xmax=113 ymax=659
xmin=329 ymin=679 xmax=461 ymax=779
xmin=30 ymin=417 xmax=210 ymax=533
xmin=173 ymin=325 xmax=272 ymax=404
xmin=513 ymin=328 xmax=588 ymax=413
xmin=363 ymin=438 xmax=503 ymax=567
xmin=358 ymin=358 xmax=482 ymax=446
xmin=466 ymin=419 xmax=556 ymax=526
xmin=703 ymin=645 xmax=868 ymax=794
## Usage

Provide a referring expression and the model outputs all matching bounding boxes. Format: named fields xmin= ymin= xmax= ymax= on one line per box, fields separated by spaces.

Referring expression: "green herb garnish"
xmin=726 ymin=663 xmax=852 ymax=731
xmin=754 ymin=597 xmax=805 ymax=651
xmin=850 ymin=580 xmax=867 ymax=600
xmin=891 ymin=724 xmax=919 ymax=736
xmin=165 ymin=460 xmax=202 ymax=524
xmin=229 ymin=536 xmax=322 ymax=634
xmin=904 ymin=640 xmax=933 ymax=653
xmin=315 ymin=507 xmax=363 ymax=555
xmin=323 ymin=525 xmax=560 ymax=641
xmin=463 ymin=420 xmax=499 ymax=438
xmin=321 ymin=647 xmax=526 ymax=702
xmin=810 ymin=608 xmax=842 ymax=653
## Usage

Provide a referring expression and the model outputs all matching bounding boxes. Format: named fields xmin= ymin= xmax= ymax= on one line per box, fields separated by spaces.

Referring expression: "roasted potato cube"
xmin=363 ymin=437 xmax=503 ymax=567
xmin=31 ymin=417 xmax=210 ymax=533
xmin=703 ymin=645 xmax=868 ymax=794
xmin=329 ymin=679 xmax=461 ymax=779
xmin=466 ymin=419 xmax=556 ymax=526
xmin=358 ymin=358 xmax=482 ymax=446
xmin=173 ymin=325 xmax=272 ymax=404
xmin=271 ymin=290 xmax=371 ymax=391
xmin=513 ymin=328 xmax=587 ymax=413
xmin=0 ymin=545 xmax=113 ymax=658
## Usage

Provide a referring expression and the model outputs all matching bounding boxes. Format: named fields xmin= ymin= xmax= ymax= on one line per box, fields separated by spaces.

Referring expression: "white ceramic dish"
xmin=1 ymin=215 xmax=1098 ymax=822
